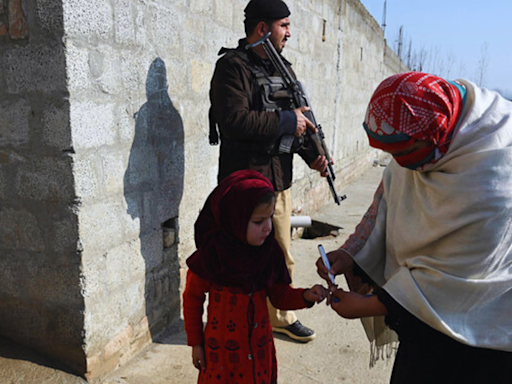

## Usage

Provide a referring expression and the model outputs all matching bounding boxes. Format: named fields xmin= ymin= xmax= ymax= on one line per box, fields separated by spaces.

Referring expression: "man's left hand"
xmin=309 ymin=155 xmax=329 ymax=177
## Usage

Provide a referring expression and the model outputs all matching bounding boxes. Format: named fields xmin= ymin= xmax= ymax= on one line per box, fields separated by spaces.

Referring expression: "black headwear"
xmin=244 ymin=0 xmax=290 ymax=21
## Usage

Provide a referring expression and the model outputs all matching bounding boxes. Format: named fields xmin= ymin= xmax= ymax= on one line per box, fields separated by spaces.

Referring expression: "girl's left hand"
xmin=304 ymin=284 xmax=329 ymax=303
xmin=192 ymin=345 xmax=206 ymax=371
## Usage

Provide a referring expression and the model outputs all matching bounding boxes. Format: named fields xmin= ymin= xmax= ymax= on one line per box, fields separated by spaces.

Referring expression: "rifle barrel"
xmin=246 ymin=32 xmax=346 ymax=205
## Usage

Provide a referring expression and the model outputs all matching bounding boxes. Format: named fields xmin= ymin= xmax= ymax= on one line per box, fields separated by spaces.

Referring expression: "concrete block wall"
xmin=0 ymin=0 xmax=86 ymax=374
xmin=61 ymin=0 xmax=190 ymax=376
xmin=0 ymin=0 xmax=407 ymax=379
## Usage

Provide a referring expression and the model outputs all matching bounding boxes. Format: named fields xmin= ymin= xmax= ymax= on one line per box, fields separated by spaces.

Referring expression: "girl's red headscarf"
xmin=363 ymin=72 xmax=464 ymax=169
xmin=186 ymin=170 xmax=291 ymax=293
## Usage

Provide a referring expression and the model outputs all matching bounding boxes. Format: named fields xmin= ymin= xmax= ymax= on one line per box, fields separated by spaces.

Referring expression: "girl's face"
xmin=246 ymin=200 xmax=275 ymax=246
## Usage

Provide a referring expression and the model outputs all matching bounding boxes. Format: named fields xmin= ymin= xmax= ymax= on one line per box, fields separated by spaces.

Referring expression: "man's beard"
xmin=272 ymin=39 xmax=285 ymax=53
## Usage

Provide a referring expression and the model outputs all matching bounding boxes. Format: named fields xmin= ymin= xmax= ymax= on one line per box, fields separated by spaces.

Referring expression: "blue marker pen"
xmin=318 ymin=244 xmax=340 ymax=303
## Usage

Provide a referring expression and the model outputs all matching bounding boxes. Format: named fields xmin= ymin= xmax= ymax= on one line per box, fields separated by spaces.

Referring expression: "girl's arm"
xmin=268 ymin=284 xmax=327 ymax=310
xmin=268 ymin=284 xmax=308 ymax=310
xmin=182 ymin=270 xmax=211 ymax=347
xmin=330 ymin=287 xmax=387 ymax=319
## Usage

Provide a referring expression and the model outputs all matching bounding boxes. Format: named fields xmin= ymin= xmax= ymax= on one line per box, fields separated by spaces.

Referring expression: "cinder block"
xmin=89 ymin=46 xmax=122 ymax=95
xmin=73 ymin=156 xmax=100 ymax=200
xmin=190 ymin=59 xmax=213 ymax=93
xmin=207 ymin=23 xmax=233 ymax=59
xmin=36 ymin=0 xmax=64 ymax=34
xmin=230 ymin=1 xmax=245 ymax=32
xmin=0 ymin=164 xmax=5 ymax=200
xmin=213 ymin=0 xmax=233 ymax=28
xmin=162 ymin=246 xmax=180 ymax=272
xmin=42 ymin=103 xmax=72 ymax=150
xmin=122 ymin=193 xmax=143 ymax=241
xmin=24 ymin=262 xmax=81 ymax=305
xmin=146 ymin=5 xmax=183 ymax=55
xmin=118 ymin=283 xmax=145 ymax=321
xmin=66 ymin=42 xmax=92 ymax=92
xmin=69 ymin=101 xmax=116 ymax=151
xmin=190 ymin=0 xmax=212 ymax=14
xmin=184 ymin=139 xmax=213 ymax=176
xmin=0 ymin=208 xmax=44 ymax=252
xmin=52 ymin=214 xmax=79 ymax=253
xmin=105 ymin=243 xmax=132 ymax=288
xmin=0 ymin=99 xmax=30 ymax=147
xmin=141 ymin=190 xmax=157 ymax=230
xmin=113 ymin=0 xmax=135 ymax=45
xmin=83 ymin=296 xmax=124 ymax=354
xmin=100 ymin=151 xmax=127 ymax=196
xmin=158 ymin=180 xmax=184 ymax=222
xmin=62 ymin=0 xmax=113 ymax=40
xmin=179 ymin=98 xmax=208 ymax=139
xmin=124 ymin=147 xmax=159 ymax=189
xmin=15 ymin=156 xmax=74 ymax=202
xmin=0 ymin=304 xmax=48 ymax=348
xmin=119 ymin=52 xmax=147 ymax=92
xmin=127 ymin=238 xmax=146 ymax=280
xmin=79 ymin=201 xmax=125 ymax=252
xmin=133 ymin=3 xmax=147 ymax=47
xmin=4 ymin=44 xmax=66 ymax=94
xmin=81 ymin=250 xmax=107 ymax=299
xmin=138 ymin=230 xmax=164 ymax=272
xmin=0 ymin=256 xmax=22 ymax=299
xmin=183 ymin=17 xmax=206 ymax=59
xmin=116 ymin=107 xmax=136 ymax=145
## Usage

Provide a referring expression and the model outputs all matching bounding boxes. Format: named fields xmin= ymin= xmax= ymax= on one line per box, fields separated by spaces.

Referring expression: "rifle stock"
xmin=247 ymin=32 xmax=346 ymax=205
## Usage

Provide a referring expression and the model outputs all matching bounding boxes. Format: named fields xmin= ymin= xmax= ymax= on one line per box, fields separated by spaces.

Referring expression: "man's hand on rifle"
xmin=294 ymin=106 xmax=317 ymax=137
xmin=310 ymin=155 xmax=329 ymax=177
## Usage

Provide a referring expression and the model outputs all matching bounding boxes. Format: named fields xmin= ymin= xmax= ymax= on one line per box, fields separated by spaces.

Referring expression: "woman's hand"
xmin=192 ymin=345 xmax=206 ymax=371
xmin=303 ymin=284 xmax=329 ymax=304
xmin=330 ymin=287 xmax=387 ymax=319
xmin=316 ymin=249 xmax=354 ymax=286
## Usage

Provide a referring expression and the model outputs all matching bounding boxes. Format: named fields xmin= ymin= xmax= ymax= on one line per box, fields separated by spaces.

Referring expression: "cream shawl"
xmin=355 ymin=80 xmax=512 ymax=352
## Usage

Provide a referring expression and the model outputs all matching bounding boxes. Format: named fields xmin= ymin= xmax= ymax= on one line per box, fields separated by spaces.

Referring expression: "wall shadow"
xmin=124 ymin=57 xmax=184 ymax=341
xmin=0 ymin=336 xmax=81 ymax=377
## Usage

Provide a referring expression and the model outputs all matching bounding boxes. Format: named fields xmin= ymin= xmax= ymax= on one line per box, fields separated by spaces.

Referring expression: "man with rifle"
xmin=209 ymin=0 xmax=342 ymax=342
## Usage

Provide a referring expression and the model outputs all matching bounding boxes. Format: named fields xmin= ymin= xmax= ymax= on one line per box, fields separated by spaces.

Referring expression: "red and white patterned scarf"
xmin=363 ymin=72 xmax=464 ymax=169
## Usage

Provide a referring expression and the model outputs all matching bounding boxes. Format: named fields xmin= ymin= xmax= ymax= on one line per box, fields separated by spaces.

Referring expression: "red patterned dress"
xmin=184 ymin=270 xmax=309 ymax=384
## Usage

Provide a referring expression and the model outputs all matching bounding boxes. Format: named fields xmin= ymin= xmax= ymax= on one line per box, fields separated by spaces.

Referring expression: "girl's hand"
xmin=330 ymin=287 xmax=387 ymax=319
xmin=192 ymin=345 xmax=206 ymax=371
xmin=303 ymin=284 xmax=329 ymax=304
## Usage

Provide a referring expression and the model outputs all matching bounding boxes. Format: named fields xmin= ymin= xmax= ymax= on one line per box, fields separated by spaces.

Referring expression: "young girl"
xmin=183 ymin=170 xmax=327 ymax=384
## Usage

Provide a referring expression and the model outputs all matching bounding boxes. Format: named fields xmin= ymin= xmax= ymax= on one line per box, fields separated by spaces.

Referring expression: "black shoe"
xmin=272 ymin=320 xmax=315 ymax=342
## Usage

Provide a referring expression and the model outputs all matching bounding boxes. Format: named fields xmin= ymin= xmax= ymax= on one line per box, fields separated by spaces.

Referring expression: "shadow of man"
xmin=124 ymin=57 xmax=184 ymax=340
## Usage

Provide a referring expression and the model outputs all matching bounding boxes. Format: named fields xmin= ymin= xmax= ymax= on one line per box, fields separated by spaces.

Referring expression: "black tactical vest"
xmin=209 ymin=47 xmax=302 ymax=155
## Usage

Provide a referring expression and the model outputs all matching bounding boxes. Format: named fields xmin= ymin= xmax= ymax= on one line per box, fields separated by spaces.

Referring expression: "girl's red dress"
xmin=184 ymin=270 xmax=309 ymax=384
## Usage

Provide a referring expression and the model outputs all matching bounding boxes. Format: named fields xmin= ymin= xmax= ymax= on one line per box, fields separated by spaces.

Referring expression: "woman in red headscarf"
xmin=183 ymin=169 xmax=327 ymax=384
xmin=317 ymin=72 xmax=512 ymax=383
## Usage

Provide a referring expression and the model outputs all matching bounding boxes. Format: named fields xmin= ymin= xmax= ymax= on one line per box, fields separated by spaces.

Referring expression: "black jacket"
xmin=210 ymin=38 xmax=316 ymax=191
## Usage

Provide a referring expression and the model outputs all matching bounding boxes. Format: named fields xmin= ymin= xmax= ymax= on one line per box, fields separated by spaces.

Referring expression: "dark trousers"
xmin=391 ymin=326 xmax=512 ymax=384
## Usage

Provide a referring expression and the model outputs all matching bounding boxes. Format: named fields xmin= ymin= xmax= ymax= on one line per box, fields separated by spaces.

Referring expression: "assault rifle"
xmin=246 ymin=32 xmax=346 ymax=205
